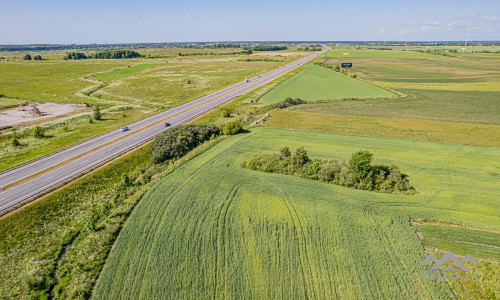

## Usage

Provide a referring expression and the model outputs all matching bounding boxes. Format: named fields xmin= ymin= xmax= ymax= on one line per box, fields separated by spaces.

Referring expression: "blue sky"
xmin=1 ymin=0 xmax=499 ymax=44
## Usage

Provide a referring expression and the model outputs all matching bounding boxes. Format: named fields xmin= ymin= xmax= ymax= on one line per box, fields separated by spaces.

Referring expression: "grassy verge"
xmin=265 ymin=110 xmax=500 ymax=147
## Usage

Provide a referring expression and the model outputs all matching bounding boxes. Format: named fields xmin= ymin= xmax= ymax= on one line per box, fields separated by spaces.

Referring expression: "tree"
xmin=23 ymin=54 xmax=32 ymax=60
xmin=224 ymin=121 xmax=242 ymax=135
xmin=33 ymin=55 xmax=42 ymax=60
xmin=292 ymin=146 xmax=308 ymax=165
xmin=280 ymin=146 xmax=291 ymax=159
xmin=33 ymin=125 xmax=45 ymax=138
xmin=93 ymin=106 xmax=102 ymax=120
xmin=349 ymin=151 xmax=373 ymax=180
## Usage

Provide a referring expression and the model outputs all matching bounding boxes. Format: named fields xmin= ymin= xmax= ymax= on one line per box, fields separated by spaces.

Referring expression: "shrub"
xmin=221 ymin=108 xmax=231 ymax=118
xmin=33 ymin=55 xmax=42 ymax=60
xmin=11 ymin=138 xmax=20 ymax=147
xmin=32 ymin=125 xmax=45 ymax=138
xmin=121 ymin=174 xmax=131 ymax=186
xmin=88 ymin=118 xmax=94 ymax=124
xmin=23 ymin=54 xmax=32 ymax=60
xmin=93 ymin=106 xmax=102 ymax=121
xmin=224 ymin=121 xmax=242 ymax=136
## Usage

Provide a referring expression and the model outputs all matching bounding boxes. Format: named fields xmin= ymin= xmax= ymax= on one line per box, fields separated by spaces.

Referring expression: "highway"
xmin=0 ymin=46 xmax=329 ymax=213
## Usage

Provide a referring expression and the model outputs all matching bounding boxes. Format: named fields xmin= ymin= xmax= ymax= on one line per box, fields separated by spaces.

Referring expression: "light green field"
xmin=287 ymin=49 xmax=500 ymax=125
xmin=95 ymin=63 xmax=157 ymax=81
xmin=266 ymin=110 xmax=500 ymax=147
xmin=94 ymin=127 xmax=500 ymax=299
xmin=259 ymin=64 xmax=393 ymax=103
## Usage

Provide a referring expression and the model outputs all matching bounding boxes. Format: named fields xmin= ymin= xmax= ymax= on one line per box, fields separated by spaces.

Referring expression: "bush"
xmin=152 ymin=125 xmax=220 ymax=164
xmin=32 ymin=125 xmax=45 ymax=138
xmin=121 ymin=174 xmax=131 ymax=186
xmin=88 ymin=117 xmax=94 ymax=124
xmin=224 ymin=121 xmax=242 ymax=135
xmin=33 ymin=55 xmax=42 ymax=60
xmin=221 ymin=108 xmax=231 ymax=118
xmin=11 ymin=138 xmax=20 ymax=147
xmin=23 ymin=54 xmax=32 ymax=60
xmin=93 ymin=106 xmax=102 ymax=121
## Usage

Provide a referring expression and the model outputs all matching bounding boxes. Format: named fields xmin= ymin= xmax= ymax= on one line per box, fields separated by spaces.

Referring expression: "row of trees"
xmin=244 ymin=148 xmax=415 ymax=194
xmin=243 ymin=45 xmax=288 ymax=51
xmin=64 ymin=50 xmax=142 ymax=60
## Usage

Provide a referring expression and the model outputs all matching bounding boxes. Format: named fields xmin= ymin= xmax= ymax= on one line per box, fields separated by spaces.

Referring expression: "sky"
xmin=0 ymin=0 xmax=499 ymax=44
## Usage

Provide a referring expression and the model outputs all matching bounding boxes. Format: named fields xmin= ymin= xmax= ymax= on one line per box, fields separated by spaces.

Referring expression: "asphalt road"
xmin=0 ymin=46 xmax=330 ymax=213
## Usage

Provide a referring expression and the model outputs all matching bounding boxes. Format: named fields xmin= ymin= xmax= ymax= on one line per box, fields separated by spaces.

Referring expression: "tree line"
xmin=244 ymin=147 xmax=415 ymax=194
xmin=64 ymin=50 xmax=142 ymax=60
xmin=243 ymin=45 xmax=288 ymax=51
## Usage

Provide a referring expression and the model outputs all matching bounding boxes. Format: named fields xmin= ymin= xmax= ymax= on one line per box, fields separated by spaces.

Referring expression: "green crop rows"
xmin=94 ymin=127 xmax=500 ymax=299
xmin=259 ymin=64 xmax=393 ymax=103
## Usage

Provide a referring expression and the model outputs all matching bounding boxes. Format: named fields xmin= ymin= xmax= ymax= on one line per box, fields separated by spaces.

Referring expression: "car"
xmin=164 ymin=122 xmax=170 ymax=127
xmin=121 ymin=126 xmax=129 ymax=132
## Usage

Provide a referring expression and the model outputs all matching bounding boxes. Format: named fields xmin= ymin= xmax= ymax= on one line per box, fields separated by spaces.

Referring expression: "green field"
xmin=95 ymin=63 xmax=158 ymax=81
xmin=259 ymin=64 xmax=393 ymax=103
xmin=295 ymin=49 xmax=500 ymax=125
xmin=266 ymin=110 xmax=500 ymax=147
xmin=94 ymin=127 xmax=500 ymax=299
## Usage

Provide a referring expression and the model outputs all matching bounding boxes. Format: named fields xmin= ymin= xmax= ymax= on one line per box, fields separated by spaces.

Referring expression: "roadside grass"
xmin=259 ymin=64 xmax=393 ymax=103
xmin=94 ymin=127 xmax=499 ymax=299
xmin=0 ymin=107 xmax=145 ymax=171
xmin=415 ymin=223 xmax=500 ymax=299
xmin=95 ymin=63 xmax=158 ymax=81
xmin=265 ymin=110 xmax=500 ymax=147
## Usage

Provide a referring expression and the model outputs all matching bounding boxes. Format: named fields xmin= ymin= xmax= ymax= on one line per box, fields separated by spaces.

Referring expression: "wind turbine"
xmin=465 ymin=32 xmax=469 ymax=47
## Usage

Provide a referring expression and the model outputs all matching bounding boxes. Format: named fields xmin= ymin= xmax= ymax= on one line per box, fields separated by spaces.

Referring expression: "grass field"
xmin=259 ymin=64 xmax=393 ymax=103
xmin=301 ymin=49 xmax=500 ymax=124
xmin=94 ymin=127 xmax=500 ymax=299
xmin=95 ymin=63 xmax=158 ymax=81
xmin=266 ymin=110 xmax=500 ymax=147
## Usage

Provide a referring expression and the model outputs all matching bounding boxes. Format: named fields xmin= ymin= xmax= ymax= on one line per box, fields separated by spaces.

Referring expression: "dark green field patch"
xmin=259 ymin=64 xmax=393 ymax=103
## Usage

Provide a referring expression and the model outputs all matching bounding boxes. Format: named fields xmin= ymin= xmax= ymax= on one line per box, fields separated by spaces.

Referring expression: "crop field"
xmin=259 ymin=64 xmax=393 ymax=103
xmin=95 ymin=63 xmax=158 ymax=81
xmin=290 ymin=49 xmax=500 ymax=125
xmin=94 ymin=127 xmax=500 ymax=299
xmin=266 ymin=110 xmax=500 ymax=147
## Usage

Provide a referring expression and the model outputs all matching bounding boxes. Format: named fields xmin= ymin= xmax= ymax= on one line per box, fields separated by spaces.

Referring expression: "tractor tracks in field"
xmin=213 ymin=185 xmax=240 ymax=300
xmin=267 ymin=181 xmax=319 ymax=299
